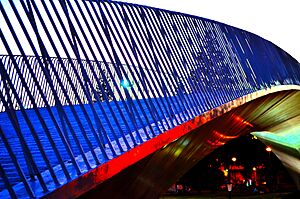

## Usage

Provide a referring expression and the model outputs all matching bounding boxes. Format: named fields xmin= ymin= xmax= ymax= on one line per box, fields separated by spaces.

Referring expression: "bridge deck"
xmin=1 ymin=0 xmax=299 ymax=198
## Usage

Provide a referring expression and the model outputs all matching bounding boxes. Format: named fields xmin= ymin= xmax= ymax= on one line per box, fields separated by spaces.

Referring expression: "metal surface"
xmin=79 ymin=89 xmax=300 ymax=199
xmin=0 ymin=0 xmax=299 ymax=198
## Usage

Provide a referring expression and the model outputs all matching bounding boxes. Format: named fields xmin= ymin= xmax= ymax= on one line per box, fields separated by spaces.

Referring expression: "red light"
xmin=232 ymin=114 xmax=253 ymax=127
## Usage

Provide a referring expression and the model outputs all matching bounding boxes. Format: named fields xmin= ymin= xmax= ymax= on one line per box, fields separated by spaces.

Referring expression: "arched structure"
xmin=0 ymin=1 xmax=299 ymax=198
xmin=79 ymin=87 xmax=300 ymax=199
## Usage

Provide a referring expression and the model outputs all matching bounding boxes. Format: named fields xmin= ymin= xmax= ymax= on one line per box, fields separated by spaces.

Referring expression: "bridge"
xmin=0 ymin=0 xmax=300 ymax=198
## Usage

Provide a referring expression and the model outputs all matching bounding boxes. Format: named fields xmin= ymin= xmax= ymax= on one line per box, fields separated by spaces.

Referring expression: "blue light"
xmin=120 ymin=79 xmax=132 ymax=89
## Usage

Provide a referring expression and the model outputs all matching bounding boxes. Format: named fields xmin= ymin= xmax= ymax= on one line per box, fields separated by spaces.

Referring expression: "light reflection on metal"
xmin=206 ymin=130 xmax=238 ymax=147
xmin=271 ymin=149 xmax=300 ymax=175
xmin=253 ymin=130 xmax=300 ymax=149
xmin=212 ymin=130 xmax=239 ymax=139
xmin=48 ymin=89 xmax=300 ymax=199
xmin=174 ymin=148 xmax=183 ymax=157
xmin=206 ymin=139 xmax=225 ymax=147
xmin=233 ymin=114 xmax=254 ymax=127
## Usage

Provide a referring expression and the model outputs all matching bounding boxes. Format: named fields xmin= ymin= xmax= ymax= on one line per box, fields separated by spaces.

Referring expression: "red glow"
xmin=46 ymin=92 xmax=263 ymax=199
xmin=206 ymin=139 xmax=225 ymax=146
xmin=266 ymin=146 xmax=272 ymax=152
xmin=47 ymin=114 xmax=209 ymax=198
xmin=233 ymin=114 xmax=254 ymax=127
xmin=212 ymin=130 xmax=238 ymax=139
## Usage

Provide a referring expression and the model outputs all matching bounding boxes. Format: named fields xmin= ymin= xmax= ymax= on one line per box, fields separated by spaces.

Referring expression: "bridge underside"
xmin=45 ymin=89 xmax=300 ymax=199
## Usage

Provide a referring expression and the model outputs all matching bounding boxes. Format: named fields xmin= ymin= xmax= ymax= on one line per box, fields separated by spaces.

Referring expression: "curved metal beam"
xmin=46 ymin=86 xmax=300 ymax=198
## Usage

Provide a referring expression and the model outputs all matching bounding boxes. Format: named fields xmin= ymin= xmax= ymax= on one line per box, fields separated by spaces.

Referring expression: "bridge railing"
xmin=0 ymin=0 xmax=300 ymax=198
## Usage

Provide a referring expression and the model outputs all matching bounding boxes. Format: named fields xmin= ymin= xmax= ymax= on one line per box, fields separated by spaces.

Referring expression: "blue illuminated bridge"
xmin=0 ymin=1 xmax=300 ymax=198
